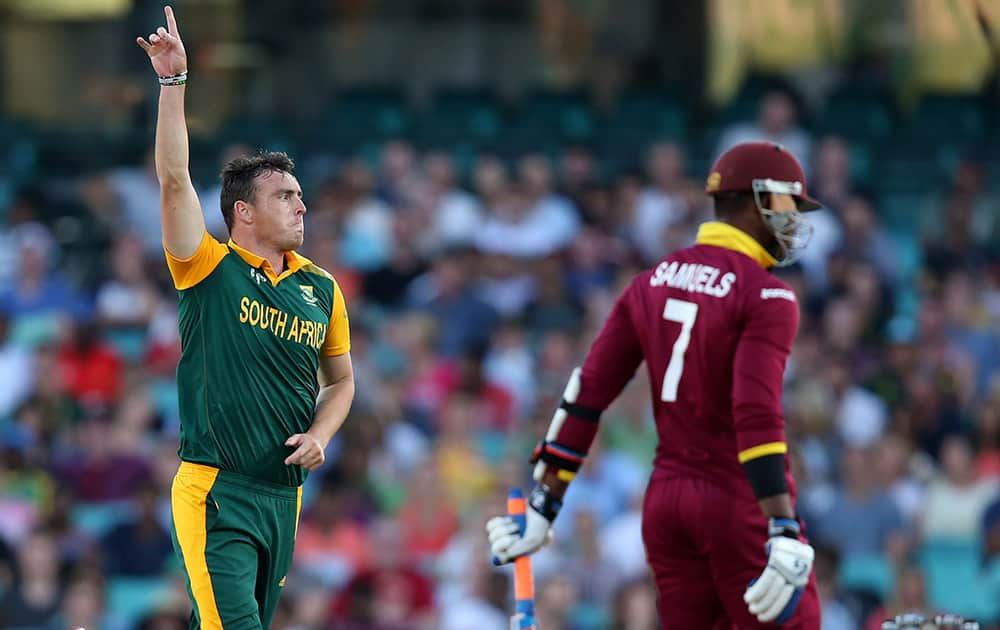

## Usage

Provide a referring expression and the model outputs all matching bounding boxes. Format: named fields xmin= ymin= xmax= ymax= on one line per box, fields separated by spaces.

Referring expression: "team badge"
xmin=706 ymin=171 xmax=721 ymax=192
xmin=299 ymin=285 xmax=318 ymax=306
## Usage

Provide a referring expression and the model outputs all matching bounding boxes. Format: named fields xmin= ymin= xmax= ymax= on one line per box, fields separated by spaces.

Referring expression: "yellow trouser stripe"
xmin=294 ymin=486 xmax=303 ymax=539
xmin=172 ymin=462 xmax=223 ymax=630
xmin=738 ymin=441 xmax=788 ymax=463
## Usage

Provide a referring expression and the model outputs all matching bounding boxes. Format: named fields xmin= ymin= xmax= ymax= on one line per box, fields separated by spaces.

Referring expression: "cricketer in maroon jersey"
xmin=489 ymin=142 xmax=824 ymax=629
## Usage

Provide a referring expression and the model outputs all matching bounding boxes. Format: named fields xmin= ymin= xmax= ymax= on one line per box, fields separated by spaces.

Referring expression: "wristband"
xmin=159 ymin=71 xmax=188 ymax=86
xmin=768 ymin=517 xmax=801 ymax=540
xmin=528 ymin=484 xmax=562 ymax=522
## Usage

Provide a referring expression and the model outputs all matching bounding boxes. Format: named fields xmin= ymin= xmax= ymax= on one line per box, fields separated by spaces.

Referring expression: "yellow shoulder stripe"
xmin=738 ymin=441 xmax=787 ymax=463
xmin=164 ymin=232 xmax=229 ymax=290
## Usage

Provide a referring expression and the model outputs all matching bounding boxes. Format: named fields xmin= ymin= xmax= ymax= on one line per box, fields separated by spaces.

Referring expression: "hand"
xmin=487 ymin=504 xmax=554 ymax=564
xmin=284 ymin=433 xmax=326 ymax=470
xmin=744 ymin=533 xmax=814 ymax=623
xmin=136 ymin=6 xmax=187 ymax=77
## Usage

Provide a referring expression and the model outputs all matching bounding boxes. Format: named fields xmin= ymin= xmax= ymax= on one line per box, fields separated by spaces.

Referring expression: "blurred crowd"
xmin=1 ymin=90 xmax=1000 ymax=630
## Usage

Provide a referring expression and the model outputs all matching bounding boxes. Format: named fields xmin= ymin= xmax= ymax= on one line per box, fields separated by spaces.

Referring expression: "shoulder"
xmin=297 ymin=259 xmax=346 ymax=303
xmin=300 ymin=260 xmax=335 ymax=283
xmin=753 ymin=275 xmax=798 ymax=306
xmin=741 ymin=271 xmax=799 ymax=331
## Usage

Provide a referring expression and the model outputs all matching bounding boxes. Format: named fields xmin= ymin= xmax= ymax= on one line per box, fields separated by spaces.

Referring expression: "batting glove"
xmin=487 ymin=486 xmax=558 ymax=564
xmin=744 ymin=518 xmax=814 ymax=624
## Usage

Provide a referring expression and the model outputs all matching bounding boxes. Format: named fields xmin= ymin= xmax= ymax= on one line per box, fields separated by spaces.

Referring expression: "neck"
xmin=231 ymin=231 xmax=285 ymax=273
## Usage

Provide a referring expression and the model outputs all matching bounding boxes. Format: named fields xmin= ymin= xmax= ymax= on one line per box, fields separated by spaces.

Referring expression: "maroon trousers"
xmin=641 ymin=475 xmax=822 ymax=629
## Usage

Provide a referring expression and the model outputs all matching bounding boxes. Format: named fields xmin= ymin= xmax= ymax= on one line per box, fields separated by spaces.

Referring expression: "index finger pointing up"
xmin=165 ymin=5 xmax=179 ymax=36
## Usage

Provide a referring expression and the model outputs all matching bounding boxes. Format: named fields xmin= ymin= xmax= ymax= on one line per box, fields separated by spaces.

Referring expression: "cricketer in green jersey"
xmin=138 ymin=6 xmax=356 ymax=629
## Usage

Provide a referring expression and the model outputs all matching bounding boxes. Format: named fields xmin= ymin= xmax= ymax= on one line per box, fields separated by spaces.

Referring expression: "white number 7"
xmin=661 ymin=298 xmax=699 ymax=402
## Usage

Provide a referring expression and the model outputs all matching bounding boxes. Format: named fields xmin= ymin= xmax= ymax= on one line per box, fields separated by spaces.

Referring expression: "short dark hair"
xmin=712 ymin=191 xmax=757 ymax=219
xmin=219 ymin=151 xmax=295 ymax=231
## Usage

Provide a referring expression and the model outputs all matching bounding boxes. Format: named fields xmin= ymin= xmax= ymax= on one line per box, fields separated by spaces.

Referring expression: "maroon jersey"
xmin=556 ymin=222 xmax=799 ymax=503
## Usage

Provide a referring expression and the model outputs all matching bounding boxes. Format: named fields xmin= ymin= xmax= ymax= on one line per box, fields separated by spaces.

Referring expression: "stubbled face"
xmin=246 ymin=170 xmax=306 ymax=252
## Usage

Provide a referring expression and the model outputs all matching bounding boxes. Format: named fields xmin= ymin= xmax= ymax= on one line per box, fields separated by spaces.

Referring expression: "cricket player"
xmin=489 ymin=142 xmax=822 ymax=628
xmin=137 ymin=7 xmax=355 ymax=629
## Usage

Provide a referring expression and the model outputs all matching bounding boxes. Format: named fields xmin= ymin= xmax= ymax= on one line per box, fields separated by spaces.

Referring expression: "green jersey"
xmin=165 ymin=233 xmax=350 ymax=486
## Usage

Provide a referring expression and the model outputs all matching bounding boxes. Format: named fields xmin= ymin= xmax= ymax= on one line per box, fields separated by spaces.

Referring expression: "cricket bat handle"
xmin=507 ymin=488 xmax=537 ymax=630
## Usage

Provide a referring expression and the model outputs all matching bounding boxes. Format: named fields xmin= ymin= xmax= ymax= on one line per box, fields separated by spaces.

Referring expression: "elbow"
xmin=156 ymin=167 xmax=191 ymax=189
xmin=325 ymin=373 xmax=355 ymax=397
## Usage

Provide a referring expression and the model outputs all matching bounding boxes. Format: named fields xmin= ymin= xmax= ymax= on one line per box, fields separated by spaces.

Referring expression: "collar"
xmin=227 ymin=239 xmax=310 ymax=284
xmin=695 ymin=222 xmax=777 ymax=269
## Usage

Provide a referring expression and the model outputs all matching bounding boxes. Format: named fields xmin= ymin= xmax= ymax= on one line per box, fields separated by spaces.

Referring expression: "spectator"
xmin=811 ymin=445 xmax=906 ymax=560
xmin=629 ymin=142 xmax=692 ymax=264
xmin=376 ymin=139 xmax=420 ymax=206
xmin=559 ymin=144 xmax=598 ymax=213
xmin=330 ymin=518 xmax=436 ymax=630
xmin=52 ymin=576 xmax=124 ymax=630
xmin=477 ymin=251 xmax=537 ymax=318
xmin=922 ymin=433 xmax=999 ymax=543
xmin=941 ymin=270 xmax=999 ymax=400
xmin=294 ymin=477 xmax=372 ymax=589
xmin=923 ymin=191 xmax=994 ymax=277
xmin=597 ymin=492 xmax=648 ymax=585
xmin=338 ymin=158 xmax=394 ymax=272
xmin=824 ymin=351 xmax=888 ymax=447
xmin=565 ymin=227 xmax=618 ymax=302
xmin=95 ymin=234 xmax=161 ymax=348
xmin=56 ymin=320 xmax=124 ymax=411
xmin=831 ymin=195 xmax=899 ymax=286
xmin=976 ymin=390 xmax=1000 ymax=478
xmin=439 ymin=556 xmax=509 ymax=630
xmin=483 ymin=318 xmax=537 ymax=418
xmin=0 ymin=223 xmax=90 ymax=333
xmin=798 ymin=135 xmax=850 ymax=292
xmin=475 ymin=154 xmax=580 ymax=258
xmin=0 ymin=311 xmax=35 ymax=421
xmin=53 ymin=419 xmax=151 ymax=503
xmin=875 ymin=432 xmax=926 ymax=525
xmin=524 ymin=257 xmax=583 ymax=336
xmin=813 ymin=545 xmax=856 ymax=630
xmin=408 ymin=246 xmax=498 ymax=357
xmin=395 ymin=465 xmax=459 ymax=565
xmin=99 ymin=480 xmax=173 ymax=577
xmin=434 ymin=394 xmax=497 ymax=510
xmin=564 ymin=510 xmax=622 ymax=607
xmin=363 ymin=213 xmax=428 ymax=309
xmin=864 ymin=565 xmax=931 ymax=630
xmin=810 ymin=135 xmax=854 ymax=212
xmin=608 ymin=576 xmax=658 ymax=630
xmin=534 ymin=574 xmax=580 ymax=630
xmin=0 ymin=529 xmax=63 ymax=628
xmin=518 ymin=153 xmax=580 ymax=249
xmin=285 ymin=580 xmax=335 ymax=630
xmin=423 ymin=150 xmax=482 ymax=250
xmin=103 ymin=148 xmax=164 ymax=255
xmin=715 ymin=88 xmax=813 ymax=168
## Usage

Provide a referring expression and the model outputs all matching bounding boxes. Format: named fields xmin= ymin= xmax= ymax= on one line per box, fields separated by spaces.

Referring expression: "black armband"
xmin=741 ymin=453 xmax=789 ymax=499
xmin=558 ymin=399 xmax=602 ymax=423
xmin=531 ymin=440 xmax=585 ymax=473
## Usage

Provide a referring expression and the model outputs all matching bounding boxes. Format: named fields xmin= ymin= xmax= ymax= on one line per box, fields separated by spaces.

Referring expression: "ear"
xmin=233 ymin=200 xmax=253 ymax=225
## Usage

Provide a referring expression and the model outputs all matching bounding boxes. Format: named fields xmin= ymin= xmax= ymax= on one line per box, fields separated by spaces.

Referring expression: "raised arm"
xmin=137 ymin=5 xmax=206 ymax=258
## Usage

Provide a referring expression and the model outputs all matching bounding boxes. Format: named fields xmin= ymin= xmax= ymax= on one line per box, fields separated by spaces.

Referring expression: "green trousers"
xmin=170 ymin=461 xmax=302 ymax=630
